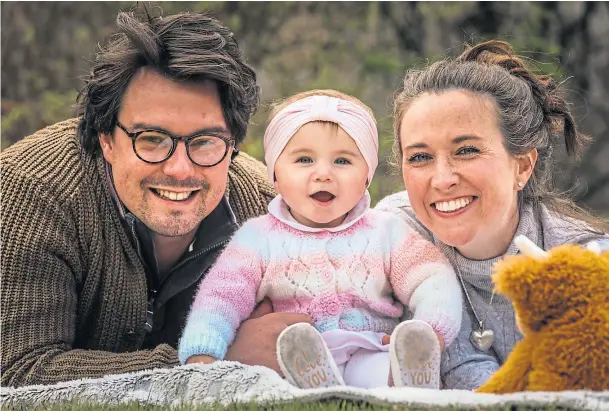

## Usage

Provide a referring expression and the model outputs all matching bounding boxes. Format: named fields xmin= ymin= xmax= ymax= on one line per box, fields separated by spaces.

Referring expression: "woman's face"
xmin=399 ymin=90 xmax=534 ymax=260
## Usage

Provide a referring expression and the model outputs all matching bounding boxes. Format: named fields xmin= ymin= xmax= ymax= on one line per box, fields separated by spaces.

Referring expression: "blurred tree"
xmin=1 ymin=1 xmax=607 ymax=212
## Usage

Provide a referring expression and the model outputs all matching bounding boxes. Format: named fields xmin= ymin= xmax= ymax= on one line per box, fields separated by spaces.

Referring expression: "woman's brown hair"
xmin=392 ymin=40 xmax=606 ymax=232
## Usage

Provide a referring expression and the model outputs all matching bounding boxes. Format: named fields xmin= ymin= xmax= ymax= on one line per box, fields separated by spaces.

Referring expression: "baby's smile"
xmin=310 ymin=191 xmax=336 ymax=205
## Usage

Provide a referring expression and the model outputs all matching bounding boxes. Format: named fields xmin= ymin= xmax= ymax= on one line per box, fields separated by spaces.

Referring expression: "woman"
xmin=376 ymin=40 xmax=609 ymax=390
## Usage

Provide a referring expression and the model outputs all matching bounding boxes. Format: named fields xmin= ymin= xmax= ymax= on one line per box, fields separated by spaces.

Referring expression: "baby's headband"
xmin=263 ymin=95 xmax=379 ymax=185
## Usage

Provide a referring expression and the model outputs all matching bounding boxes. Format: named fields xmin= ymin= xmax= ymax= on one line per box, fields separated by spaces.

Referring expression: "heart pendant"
xmin=470 ymin=329 xmax=494 ymax=351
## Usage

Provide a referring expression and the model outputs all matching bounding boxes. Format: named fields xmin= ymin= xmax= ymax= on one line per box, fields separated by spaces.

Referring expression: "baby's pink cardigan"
xmin=178 ymin=193 xmax=462 ymax=363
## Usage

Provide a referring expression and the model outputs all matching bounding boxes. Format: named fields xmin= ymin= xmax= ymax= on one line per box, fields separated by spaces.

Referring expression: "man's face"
xmin=99 ymin=68 xmax=233 ymax=237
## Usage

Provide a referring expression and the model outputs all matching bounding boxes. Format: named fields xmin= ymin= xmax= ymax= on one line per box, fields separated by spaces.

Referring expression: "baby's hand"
xmin=382 ymin=334 xmax=390 ymax=345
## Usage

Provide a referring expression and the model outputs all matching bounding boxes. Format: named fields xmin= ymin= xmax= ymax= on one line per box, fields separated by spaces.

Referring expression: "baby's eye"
xmin=457 ymin=146 xmax=480 ymax=156
xmin=407 ymin=153 xmax=432 ymax=163
xmin=335 ymin=158 xmax=351 ymax=165
xmin=296 ymin=156 xmax=313 ymax=164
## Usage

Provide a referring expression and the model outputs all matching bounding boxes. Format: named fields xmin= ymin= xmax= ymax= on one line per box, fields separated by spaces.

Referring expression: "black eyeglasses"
xmin=116 ymin=121 xmax=235 ymax=167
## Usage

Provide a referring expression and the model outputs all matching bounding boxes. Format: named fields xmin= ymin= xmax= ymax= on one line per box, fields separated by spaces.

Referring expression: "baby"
xmin=178 ymin=90 xmax=462 ymax=389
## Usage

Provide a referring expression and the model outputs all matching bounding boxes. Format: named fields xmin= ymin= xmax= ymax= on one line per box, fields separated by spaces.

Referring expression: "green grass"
xmin=20 ymin=400 xmax=570 ymax=411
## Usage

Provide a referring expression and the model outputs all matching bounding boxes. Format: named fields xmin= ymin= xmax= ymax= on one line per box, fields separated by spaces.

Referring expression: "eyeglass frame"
xmin=115 ymin=121 xmax=237 ymax=167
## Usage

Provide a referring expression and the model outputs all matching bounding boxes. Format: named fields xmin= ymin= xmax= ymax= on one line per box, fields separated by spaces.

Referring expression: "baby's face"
xmin=274 ymin=121 xmax=369 ymax=228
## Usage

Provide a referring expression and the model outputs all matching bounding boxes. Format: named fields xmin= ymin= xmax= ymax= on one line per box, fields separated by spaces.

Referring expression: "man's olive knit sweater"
xmin=0 ymin=119 xmax=275 ymax=387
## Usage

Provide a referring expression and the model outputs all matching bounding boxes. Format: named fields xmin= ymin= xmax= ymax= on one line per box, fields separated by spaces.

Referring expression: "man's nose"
xmin=161 ymin=142 xmax=196 ymax=180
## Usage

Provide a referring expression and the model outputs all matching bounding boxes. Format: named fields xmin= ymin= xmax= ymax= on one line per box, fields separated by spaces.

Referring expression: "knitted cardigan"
xmin=178 ymin=193 xmax=463 ymax=363
xmin=0 ymin=118 xmax=275 ymax=387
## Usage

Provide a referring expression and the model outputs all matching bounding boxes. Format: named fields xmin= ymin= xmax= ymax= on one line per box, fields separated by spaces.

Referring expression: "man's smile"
xmin=150 ymin=188 xmax=199 ymax=202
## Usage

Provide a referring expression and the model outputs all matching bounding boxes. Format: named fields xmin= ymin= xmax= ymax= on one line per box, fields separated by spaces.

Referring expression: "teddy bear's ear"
xmin=491 ymin=255 xmax=534 ymax=303
xmin=490 ymin=236 xmax=544 ymax=315
xmin=490 ymin=235 xmax=547 ymax=302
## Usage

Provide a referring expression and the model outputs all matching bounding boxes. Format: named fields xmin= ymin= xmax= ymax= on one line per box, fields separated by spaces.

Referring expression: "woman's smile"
xmin=430 ymin=196 xmax=478 ymax=217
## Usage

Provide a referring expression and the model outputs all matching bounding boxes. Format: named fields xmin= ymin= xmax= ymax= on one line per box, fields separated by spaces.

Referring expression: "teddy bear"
xmin=476 ymin=235 xmax=609 ymax=394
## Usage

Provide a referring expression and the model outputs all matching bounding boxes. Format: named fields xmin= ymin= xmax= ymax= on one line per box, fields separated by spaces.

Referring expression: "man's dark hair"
xmin=77 ymin=10 xmax=259 ymax=155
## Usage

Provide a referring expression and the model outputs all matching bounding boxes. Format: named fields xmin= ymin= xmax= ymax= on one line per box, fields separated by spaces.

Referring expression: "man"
xmin=1 ymin=10 xmax=310 ymax=388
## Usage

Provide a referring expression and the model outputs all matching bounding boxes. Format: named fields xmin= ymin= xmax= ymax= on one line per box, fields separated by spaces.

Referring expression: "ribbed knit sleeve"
xmin=0 ymin=118 xmax=278 ymax=388
xmin=0 ymin=164 xmax=178 ymax=388
xmin=227 ymin=152 xmax=276 ymax=224
xmin=178 ymin=217 xmax=267 ymax=363
xmin=385 ymin=215 xmax=462 ymax=346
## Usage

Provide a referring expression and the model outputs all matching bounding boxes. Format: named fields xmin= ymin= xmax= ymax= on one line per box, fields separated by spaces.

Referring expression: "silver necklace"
xmin=452 ymin=248 xmax=495 ymax=352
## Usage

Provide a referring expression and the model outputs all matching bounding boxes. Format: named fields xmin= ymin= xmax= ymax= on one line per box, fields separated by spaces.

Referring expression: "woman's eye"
xmin=457 ymin=145 xmax=480 ymax=155
xmin=296 ymin=157 xmax=313 ymax=164
xmin=407 ymin=153 xmax=432 ymax=163
xmin=335 ymin=158 xmax=351 ymax=165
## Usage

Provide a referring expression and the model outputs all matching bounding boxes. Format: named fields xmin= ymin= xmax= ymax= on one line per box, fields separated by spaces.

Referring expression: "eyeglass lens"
xmin=134 ymin=131 xmax=228 ymax=166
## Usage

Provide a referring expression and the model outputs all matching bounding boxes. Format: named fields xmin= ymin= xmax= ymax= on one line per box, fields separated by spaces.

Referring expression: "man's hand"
xmin=225 ymin=298 xmax=312 ymax=374
xmin=186 ymin=355 xmax=216 ymax=365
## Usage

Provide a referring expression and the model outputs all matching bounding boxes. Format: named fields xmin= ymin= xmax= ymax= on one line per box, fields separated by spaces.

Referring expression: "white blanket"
xmin=2 ymin=362 xmax=608 ymax=410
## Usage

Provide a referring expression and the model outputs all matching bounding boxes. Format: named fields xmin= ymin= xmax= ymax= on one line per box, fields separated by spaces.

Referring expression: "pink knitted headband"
xmin=263 ymin=95 xmax=379 ymax=185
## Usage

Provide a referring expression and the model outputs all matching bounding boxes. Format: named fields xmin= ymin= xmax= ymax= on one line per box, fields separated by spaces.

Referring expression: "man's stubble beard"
xmin=139 ymin=185 xmax=218 ymax=238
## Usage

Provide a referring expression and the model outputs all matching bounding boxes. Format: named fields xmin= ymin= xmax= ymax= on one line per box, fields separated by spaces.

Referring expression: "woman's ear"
xmin=515 ymin=148 xmax=538 ymax=190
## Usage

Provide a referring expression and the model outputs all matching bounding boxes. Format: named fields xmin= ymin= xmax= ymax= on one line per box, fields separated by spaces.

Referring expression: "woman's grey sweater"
xmin=376 ymin=191 xmax=609 ymax=391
